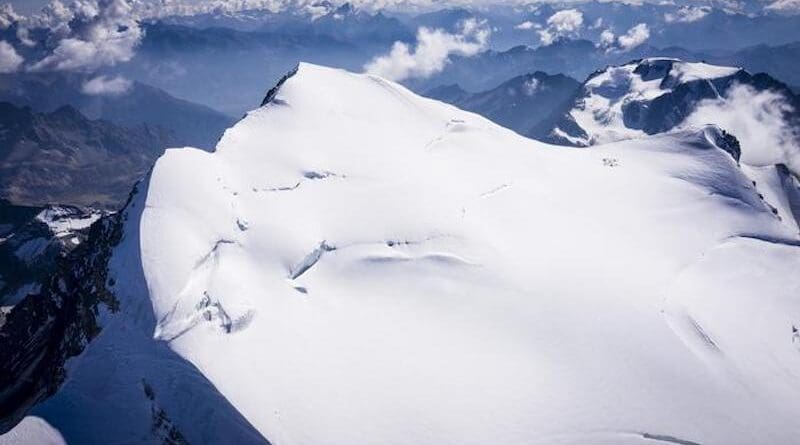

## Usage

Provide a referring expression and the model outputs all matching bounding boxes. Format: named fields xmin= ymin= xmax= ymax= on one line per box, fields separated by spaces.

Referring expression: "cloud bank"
xmin=364 ymin=18 xmax=490 ymax=81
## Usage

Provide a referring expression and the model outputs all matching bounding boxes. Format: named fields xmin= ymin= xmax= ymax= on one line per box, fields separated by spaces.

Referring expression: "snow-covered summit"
xmin=4 ymin=63 xmax=800 ymax=444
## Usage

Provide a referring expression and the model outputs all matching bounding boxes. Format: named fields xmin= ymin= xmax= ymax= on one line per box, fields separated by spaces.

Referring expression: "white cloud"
xmin=597 ymin=23 xmax=649 ymax=52
xmin=598 ymin=28 xmax=616 ymax=47
xmin=664 ymin=6 xmax=711 ymax=23
xmin=617 ymin=23 xmax=650 ymax=50
xmin=303 ymin=2 xmax=333 ymax=20
xmin=364 ymin=18 xmax=490 ymax=81
xmin=764 ymin=0 xmax=800 ymax=14
xmin=29 ymin=0 xmax=143 ymax=72
xmin=515 ymin=20 xmax=535 ymax=30
xmin=537 ymin=8 xmax=583 ymax=45
xmin=682 ymin=84 xmax=800 ymax=174
xmin=0 ymin=40 xmax=23 ymax=73
xmin=81 ymin=74 xmax=133 ymax=95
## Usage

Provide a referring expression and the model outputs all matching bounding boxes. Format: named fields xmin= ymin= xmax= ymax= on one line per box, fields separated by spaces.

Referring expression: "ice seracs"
xmin=3 ymin=62 xmax=800 ymax=444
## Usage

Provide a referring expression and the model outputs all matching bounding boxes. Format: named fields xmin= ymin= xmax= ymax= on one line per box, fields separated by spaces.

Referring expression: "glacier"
xmin=3 ymin=63 xmax=800 ymax=444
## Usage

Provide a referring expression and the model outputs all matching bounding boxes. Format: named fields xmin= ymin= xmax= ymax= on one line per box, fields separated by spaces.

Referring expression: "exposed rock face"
xmin=0 ymin=191 xmax=126 ymax=433
xmin=0 ymin=201 xmax=104 ymax=318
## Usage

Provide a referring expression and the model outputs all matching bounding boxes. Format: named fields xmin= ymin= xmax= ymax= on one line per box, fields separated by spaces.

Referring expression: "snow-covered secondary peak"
xmin=631 ymin=57 xmax=742 ymax=84
xmin=552 ymin=58 xmax=745 ymax=147
xmin=7 ymin=63 xmax=800 ymax=444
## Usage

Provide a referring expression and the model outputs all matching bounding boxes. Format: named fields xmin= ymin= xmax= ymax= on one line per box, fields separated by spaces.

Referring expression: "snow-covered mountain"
xmin=539 ymin=58 xmax=797 ymax=146
xmin=3 ymin=63 xmax=800 ymax=444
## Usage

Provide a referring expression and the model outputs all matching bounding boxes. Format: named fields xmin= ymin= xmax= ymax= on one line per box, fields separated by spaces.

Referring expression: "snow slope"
xmin=5 ymin=63 xmax=800 ymax=444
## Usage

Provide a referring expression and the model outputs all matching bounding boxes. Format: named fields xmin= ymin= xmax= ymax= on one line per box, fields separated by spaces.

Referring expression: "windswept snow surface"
xmin=7 ymin=63 xmax=800 ymax=444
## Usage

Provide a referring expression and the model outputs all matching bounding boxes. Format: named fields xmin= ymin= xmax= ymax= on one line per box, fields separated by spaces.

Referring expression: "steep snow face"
xmin=8 ymin=63 xmax=800 ymax=444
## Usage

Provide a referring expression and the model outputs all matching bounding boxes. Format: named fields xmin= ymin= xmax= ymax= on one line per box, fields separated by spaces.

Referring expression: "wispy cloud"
xmin=81 ymin=74 xmax=133 ymax=95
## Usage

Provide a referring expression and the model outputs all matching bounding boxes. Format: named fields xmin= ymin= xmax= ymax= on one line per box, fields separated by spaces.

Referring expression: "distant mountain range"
xmin=157 ymin=2 xmax=800 ymax=52
xmin=160 ymin=2 xmax=413 ymax=45
xmin=0 ymin=102 xmax=167 ymax=208
xmin=0 ymin=71 xmax=236 ymax=209
xmin=112 ymin=3 xmax=800 ymax=115
xmin=0 ymin=73 xmax=234 ymax=150
xmin=425 ymin=72 xmax=580 ymax=136
xmin=409 ymin=38 xmax=800 ymax=95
